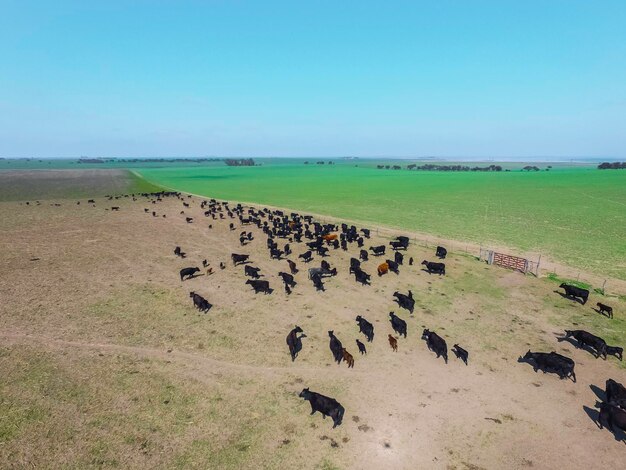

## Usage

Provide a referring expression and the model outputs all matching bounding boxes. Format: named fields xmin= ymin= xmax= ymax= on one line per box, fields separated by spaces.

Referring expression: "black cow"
xmin=299 ymin=250 xmax=313 ymax=263
xmin=422 ymin=260 xmax=445 ymax=275
xmin=598 ymin=402 xmax=626 ymax=438
xmin=244 ymin=265 xmax=262 ymax=279
xmin=311 ymin=273 xmax=325 ymax=291
xmin=328 ymin=331 xmax=343 ymax=364
xmin=452 ymin=344 xmax=468 ymax=365
xmin=359 ymin=249 xmax=369 ymax=261
xmin=389 ymin=312 xmax=407 ymax=338
xmin=231 ymin=253 xmax=250 ymax=266
xmin=185 ymin=217 xmax=193 ymax=223
xmin=596 ymin=302 xmax=613 ymax=318
xmin=287 ymin=259 xmax=298 ymax=274
xmin=245 ymin=279 xmax=271 ymax=294
xmin=180 ymin=267 xmax=200 ymax=281
xmin=436 ymin=246 xmax=447 ymax=259
xmin=174 ymin=246 xmax=186 ymax=258
xmin=606 ymin=379 xmax=626 ymax=406
xmin=421 ymin=329 xmax=448 ymax=363
xmin=370 ymin=245 xmax=386 ymax=256
xmin=356 ymin=339 xmax=366 ymax=355
xmin=394 ymin=251 xmax=404 ymax=265
xmin=349 ymin=258 xmax=361 ymax=274
xmin=308 ymin=267 xmax=337 ymax=279
xmin=286 ymin=326 xmax=305 ymax=361
xmin=564 ymin=330 xmax=607 ymax=359
xmin=606 ymin=346 xmax=623 ymax=361
xmin=393 ymin=290 xmax=414 ymax=314
xmin=355 ymin=315 xmax=374 ymax=342
xmin=189 ymin=291 xmax=212 ymax=312
xmin=385 ymin=259 xmax=400 ymax=274
xmin=559 ymin=283 xmax=589 ymax=304
xmin=278 ymin=272 xmax=296 ymax=287
xmin=520 ymin=351 xmax=576 ymax=382
xmin=299 ymin=388 xmax=344 ymax=428
xmin=353 ymin=268 xmax=371 ymax=286
xmin=270 ymin=248 xmax=283 ymax=260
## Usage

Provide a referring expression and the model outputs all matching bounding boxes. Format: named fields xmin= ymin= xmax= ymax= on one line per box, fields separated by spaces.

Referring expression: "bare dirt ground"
xmin=1 ymin=174 xmax=625 ymax=469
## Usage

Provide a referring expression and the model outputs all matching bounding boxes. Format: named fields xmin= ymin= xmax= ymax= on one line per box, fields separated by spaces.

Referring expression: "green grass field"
xmin=135 ymin=162 xmax=626 ymax=281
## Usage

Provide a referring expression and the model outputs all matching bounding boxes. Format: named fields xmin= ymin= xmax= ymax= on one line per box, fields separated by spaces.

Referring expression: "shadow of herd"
xmin=140 ymin=190 xmax=625 ymax=437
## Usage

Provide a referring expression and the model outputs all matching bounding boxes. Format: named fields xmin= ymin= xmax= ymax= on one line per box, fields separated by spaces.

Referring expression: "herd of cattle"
xmin=62 ymin=190 xmax=624 ymax=437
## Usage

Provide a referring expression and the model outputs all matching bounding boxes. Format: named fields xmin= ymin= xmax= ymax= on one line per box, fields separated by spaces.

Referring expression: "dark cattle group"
xmin=141 ymin=189 xmax=621 ymax=435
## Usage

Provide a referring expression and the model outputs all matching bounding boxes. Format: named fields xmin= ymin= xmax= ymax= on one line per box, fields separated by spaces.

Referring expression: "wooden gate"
xmin=487 ymin=251 xmax=528 ymax=273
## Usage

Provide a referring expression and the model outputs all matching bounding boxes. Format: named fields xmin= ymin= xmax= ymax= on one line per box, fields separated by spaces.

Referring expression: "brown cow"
xmin=388 ymin=334 xmax=398 ymax=352
xmin=342 ymin=348 xmax=354 ymax=368
xmin=322 ymin=234 xmax=338 ymax=242
xmin=377 ymin=262 xmax=389 ymax=276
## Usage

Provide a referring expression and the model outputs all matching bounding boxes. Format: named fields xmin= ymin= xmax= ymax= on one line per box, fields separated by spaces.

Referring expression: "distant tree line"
xmin=598 ymin=161 xmax=626 ymax=170
xmin=377 ymin=163 xmax=503 ymax=172
xmin=224 ymin=158 xmax=255 ymax=166
xmin=522 ymin=165 xmax=540 ymax=171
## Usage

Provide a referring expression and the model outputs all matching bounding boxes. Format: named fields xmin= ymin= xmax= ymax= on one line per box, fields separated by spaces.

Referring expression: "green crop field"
xmin=135 ymin=162 xmax=626 ymax=281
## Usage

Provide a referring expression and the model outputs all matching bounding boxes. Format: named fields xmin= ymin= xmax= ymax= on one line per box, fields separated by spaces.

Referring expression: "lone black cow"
xmin=421 ymin=329 xmax=448 ymax=363
xmin=299 ymin=388 xmax=345 ymax=428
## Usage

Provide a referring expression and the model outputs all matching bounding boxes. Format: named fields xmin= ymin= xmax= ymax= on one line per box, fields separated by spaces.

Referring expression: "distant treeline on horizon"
xmin=597 ymin=162 xmax=626 ymax=170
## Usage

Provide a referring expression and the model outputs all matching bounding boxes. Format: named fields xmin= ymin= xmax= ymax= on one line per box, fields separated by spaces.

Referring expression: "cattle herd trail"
xmin=1 ymin=173 xmax=625 ymax=470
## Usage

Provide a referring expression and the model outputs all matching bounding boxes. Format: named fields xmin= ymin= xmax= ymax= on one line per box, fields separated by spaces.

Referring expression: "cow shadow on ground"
xmin=583 ymin=403 xmax=626 ymax=443
xmin=592 ymin=307 xmax=612 ymax=318
xmin=555 ymin=334 xmax=602 ymax=359
xmin=553 ymin=291 xmax=585 ymax=305
xmin=185 ymin=273 xmax=205 ymax=280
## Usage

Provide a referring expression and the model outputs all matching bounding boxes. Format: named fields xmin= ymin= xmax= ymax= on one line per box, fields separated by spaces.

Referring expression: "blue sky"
xmin=1 ymin=1 xmax=625 ymax=158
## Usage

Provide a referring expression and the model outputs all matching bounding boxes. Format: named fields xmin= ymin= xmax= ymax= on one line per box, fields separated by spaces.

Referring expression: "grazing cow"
xmin=270 ymin=248 xmax=283 ymax=260
xmin=388 ymin=334 xmax=398 ymax=352
xmin=88 ymin=199 xmax=95 ymax=204
xmin=606 ymin=379 xmax=626 ymax=406
xmin=598 ymin=402 xmax=626 ymax=438
xmin=361 ymin=228 xmax=370 ymax=238
xmin=284 ymin=243 xmax=291 ymax=255
xmin=564 ymin=330 xmax=607 ymax=359
xmin=389 ymin=312 xmax=407 ymax=338
xmin=559 ymin=283 xmax=589 ymax=304
xmin=180 ymin=267 xmax=200 ymax=281
xmin=394 ymin=251 xmax=404 ymax=265
xmin=299 ymin=388 xmax=344 ymax=428
xmin=597 ymin=302 xmax=614 ymax=318
xmin=231 ymin=253 xmax=250 ymax=266
xmin=354 ymin=268 xmax=371 ymax=286
xmin=185 ymin=217 xmax=193 ymax=223
xmin=370 ymin=245 xmax=386 ymax=256
xmin=245 ymin=279 xmax=271 ymax=294
xmin=356 ymin=339 xmax=366 ymax=355
xmin=436 ymin=246 xmax=447 ymax=259
xmin=385 ymin=259 xmax=399 ymax=274
xmin=452 ymin=344 xmax=468 ymax=365
xmin=421 ymin=329 xmax=448 ymax=363
xmin=342 ymin=349 xmax=355 ymax=368
xmin=219 ymin=262 xmax=226 ymax=270
xmin=174 ymin=246 xmax=186 ymax=258
xmin=520 ymin=351 xmax=576 ymax=382
xmin=605 ymin=346 xmax=623 ymax=361
xmin=409 ymin=257 xmax=414 ymax=266
xmin=328 ymin=331 xmax=343 ymax=364
xmin=287 ymin=259 xmax=298 ymax=274
xmin=202 ymin=259 xmax=208 ymax=268
xmin=421 ymin=260 xmax=446 ymax=275
xmin=355 ymin=315 xmax=374 ymax=342
xmin=349 ymin=258 xmax=361 ymax=274
xmin=278 ymin=271 xmax=296 ymax=287
xmin=244 ymin=265 xmax=262 ymax=279
xmin=311 ymin=273 xmax=325 ymax=291
xmin=111 ymin=206 xmax=120 ymax=211
xmin=377 ymin=262 xmax=389 ymax=276
xmin=299 ymin=250 xmax=313 ymax=263
xmin=393 ymin=290 xmax=414 ymax=314
xmin=308 ymin=267 xmax=337 ymax=279
xmin=286 ymin=326 xmax=305 ymax=361
xmin=189 ymin=291 xmax=212 ymax=312
xmin=322 ymin=234 xmax=338 ymax=242
xmin=359 ymin=249 xmax=369 ymax=261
